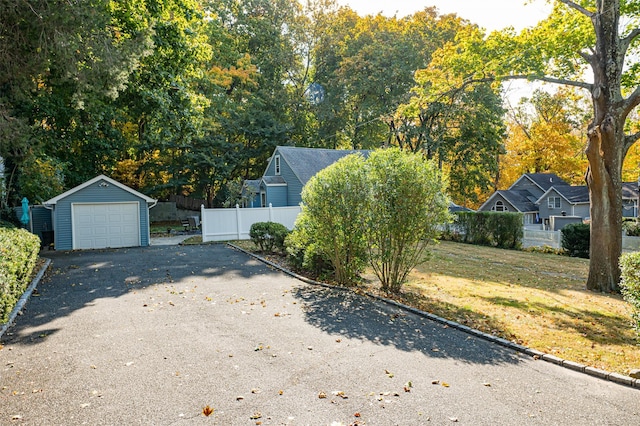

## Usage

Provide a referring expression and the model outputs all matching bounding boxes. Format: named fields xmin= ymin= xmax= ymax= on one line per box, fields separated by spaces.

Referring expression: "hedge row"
xmin=620 ymin=252 xmax=640 ymax=335
xmin=0 ymin=228 xmax=41 ymax=324
xmin=450 ymin=211 xmax=523 ymax=249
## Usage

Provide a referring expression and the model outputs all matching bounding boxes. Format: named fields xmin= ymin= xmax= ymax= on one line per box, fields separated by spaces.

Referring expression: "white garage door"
xmin=73 ymin=203 xmax=140 ymax=249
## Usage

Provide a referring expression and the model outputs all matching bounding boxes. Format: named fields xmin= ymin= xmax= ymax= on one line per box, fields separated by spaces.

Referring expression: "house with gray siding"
xmin=536 ymin=185 xmax=590 ymax=220
xmin=480 ymin=172 xmax=640 ymax=228
xmin=244 ymin=146 xmax=370 ymax=208
xmin=479 ymin=173 xmax=569 ymax=225
xmin=43 ymin=175 xmax=157 ymax=250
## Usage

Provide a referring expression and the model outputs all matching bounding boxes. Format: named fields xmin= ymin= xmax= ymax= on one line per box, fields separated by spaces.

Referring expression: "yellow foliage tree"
xmin=499 ymin=88 xmax=589 ymax=188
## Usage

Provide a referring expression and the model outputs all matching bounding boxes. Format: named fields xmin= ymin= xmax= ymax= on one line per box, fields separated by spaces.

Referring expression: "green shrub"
xmin=295 ymin=154 xmax=368 ymax=286
xmin=523 ymin=245 xmax=567 ymax=256
xmin=455 ymin=211 xmax=523 ymax=249
xmin=0 ymin=228 xmax=40 ymax=324
xmin=561 ymin=222 xmax=590 ymax=258
xmin=620 ymin=252 xmax=640 ymax=335
xmin=363 ymin=148 xmax=451 ymax=293
xmin=623 ymin=220 xmax=640 ymax=237
xmin=249 ymin=221 xmax=290 ymax=253
xmin=488 ymin=212 xmax=523 ymax=249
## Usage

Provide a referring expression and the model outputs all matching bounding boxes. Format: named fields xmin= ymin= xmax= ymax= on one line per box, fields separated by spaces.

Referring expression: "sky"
xmin=335 ymin=0 xmax=553 ymax=32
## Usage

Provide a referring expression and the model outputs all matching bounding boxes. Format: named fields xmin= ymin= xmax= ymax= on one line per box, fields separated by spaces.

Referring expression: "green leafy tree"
xmin=0 ymin=0 xmax=153 ymax=203
xmin=364 ymin=148 xmax=451 ymax=293
xmin=419 ymin=0 xmax=640 ymax=293
xmin=311 ymin=7 xmax=460 ymax=150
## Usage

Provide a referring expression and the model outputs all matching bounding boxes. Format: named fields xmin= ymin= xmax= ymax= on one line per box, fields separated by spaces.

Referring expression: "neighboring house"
xmin=478 ymin=173 xmax=569 ymax=225
xmin=43 ymin=175 xmax=157 ymax=250
xmin=622 ymin=181 xmax=640 ymax=217
xmin=479 ymin=172 xmax=640 ymax=227
xmin=243 ymin=146 xmax=371 ymax=208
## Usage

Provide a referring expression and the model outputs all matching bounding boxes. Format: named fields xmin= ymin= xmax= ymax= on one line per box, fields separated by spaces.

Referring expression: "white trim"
xmin=478 ymin=192 xmax=519 ymax=212
xmin=44 ymin=174 xmax=156 ymax=205
xmin=547 ymin=196 xmax=561 ymax=209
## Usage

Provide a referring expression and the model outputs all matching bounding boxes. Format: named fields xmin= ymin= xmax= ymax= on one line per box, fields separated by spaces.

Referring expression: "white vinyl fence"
xmin=201 ymin=204 xmax=302 ymax=242
xmin=523 ymin=229 xmax=640 ymax=252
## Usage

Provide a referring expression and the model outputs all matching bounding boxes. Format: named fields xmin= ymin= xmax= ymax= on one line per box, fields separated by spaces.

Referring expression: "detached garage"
xmin=43 ymin=175 xmax=157 ymax=250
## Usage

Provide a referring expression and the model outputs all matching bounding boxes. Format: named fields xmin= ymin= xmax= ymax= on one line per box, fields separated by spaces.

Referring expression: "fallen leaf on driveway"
xmin=318 ymin=391 xmax=327 ymax=399
xmin=202 ymin=405 xmax=214 ymax=416
xmin=250 ymin=412 xmax=262 ymax=419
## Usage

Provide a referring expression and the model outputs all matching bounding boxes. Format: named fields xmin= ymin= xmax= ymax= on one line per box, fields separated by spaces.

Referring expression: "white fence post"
xmin=269 ymin=203 xmax=273 ymax=222
xmin=200 ymin=204 xmax=206 ymax=241
xmin=235 ymin=204 xmax=242 ymax=240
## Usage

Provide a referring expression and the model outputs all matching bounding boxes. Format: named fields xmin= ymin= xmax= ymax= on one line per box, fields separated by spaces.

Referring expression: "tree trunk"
xmin=585 ymin=124 xmax=623 ymax=292
xmin=584 ymin=0 xmax=626 ymax=293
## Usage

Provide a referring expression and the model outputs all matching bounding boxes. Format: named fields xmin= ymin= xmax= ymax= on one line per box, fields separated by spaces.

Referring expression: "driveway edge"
xmin=0 ymin=258 xmax=52 ymax=340
xmin=228 ymin=243 xmax=639 ymax=390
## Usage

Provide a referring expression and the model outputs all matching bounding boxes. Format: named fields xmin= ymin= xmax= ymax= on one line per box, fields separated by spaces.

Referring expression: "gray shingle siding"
xmin=53 ymin=182 xmax=149 ymax=250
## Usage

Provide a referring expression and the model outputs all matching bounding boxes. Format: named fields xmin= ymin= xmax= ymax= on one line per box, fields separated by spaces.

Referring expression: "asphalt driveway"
xmin=1 ymin=244 xmax=638 ymax=425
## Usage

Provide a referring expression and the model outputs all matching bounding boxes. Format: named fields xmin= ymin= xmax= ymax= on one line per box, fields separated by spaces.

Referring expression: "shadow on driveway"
xmin=2 ymin=244 xmax=281 ymax=347
xmin=292 ymin=284 xmax=521 ymax=367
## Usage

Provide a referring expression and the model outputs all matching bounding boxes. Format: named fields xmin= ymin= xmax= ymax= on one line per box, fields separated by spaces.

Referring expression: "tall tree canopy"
xmin=424 ymin=0 xmax=640 ymax=292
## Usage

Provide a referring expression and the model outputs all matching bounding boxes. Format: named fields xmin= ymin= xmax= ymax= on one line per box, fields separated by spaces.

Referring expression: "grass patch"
xmin=379 ymin=241 xmax=638 ymax=375
xmin=150 ymin=221 xmax=184 ymax=235
xmin=232 ymin=239 xmax=639 ymax=375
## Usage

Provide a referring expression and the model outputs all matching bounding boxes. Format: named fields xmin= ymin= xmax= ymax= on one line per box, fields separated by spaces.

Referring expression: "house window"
xmin=274 ymin=155 xmax=281 ymax=175
xmin=548 ymin=196 xmax=561 ymax=209
xmin=260 ymin=192 xmax=266 ymax=208
xmin=494 ymin=200 xmax=506 ymax=212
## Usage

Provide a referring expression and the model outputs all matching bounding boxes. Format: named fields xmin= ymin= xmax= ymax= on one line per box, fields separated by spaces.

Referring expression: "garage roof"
xmin=43 ymin=174 xmax=156 ymax=206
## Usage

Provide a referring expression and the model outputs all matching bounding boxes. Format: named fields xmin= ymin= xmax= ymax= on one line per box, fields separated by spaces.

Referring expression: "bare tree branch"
xmin=460 ymin=73 xmax=593 ymax=92
xmin=624 ymin=131 xmax=640 ymax=152
xmin=558 ymin=0 xmax=596 ymax=18
xmin=619 ymin=27 xmax=640 ymax=63
xmin=622 ymin=86 xmax=640 ymax=118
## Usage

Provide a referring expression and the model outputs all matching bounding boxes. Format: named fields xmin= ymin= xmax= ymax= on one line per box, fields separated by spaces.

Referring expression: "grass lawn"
xmin=386 ymin=241 xmax=639 ymax=375
xmin=235 ymin=239 xmax=639 ymax=375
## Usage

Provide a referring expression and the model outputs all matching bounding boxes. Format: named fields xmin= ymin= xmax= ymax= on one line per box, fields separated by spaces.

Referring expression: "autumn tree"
xmin=499 ymin=88 xmax=589 ymax=188
xmin=523 ymin=0 xmax=639 ymax=292
xmin=422 ymin=0 xmax=640 ymax=293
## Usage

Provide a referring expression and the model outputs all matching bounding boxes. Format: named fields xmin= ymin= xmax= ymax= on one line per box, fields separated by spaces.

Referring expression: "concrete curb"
xmin=228 ymin=243 xmax=640 ymax=390
xmin=0 ymin=258 xmax=52 ymax=340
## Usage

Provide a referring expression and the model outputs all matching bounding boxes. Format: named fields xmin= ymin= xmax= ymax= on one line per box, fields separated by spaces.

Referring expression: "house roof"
xmin=274 ymin=146 xmax=371 ymax=187
xmin=43 ymin=174 xmax=157 ymax=205
xmin=551 ymin=185 xmax=590 ymax=204
xmin=262 ymin=176 xmax=287 ymax=186
xmin=499 ymin=190 xmax=539 ymax=213
xmin=244 ymin=179 xmax=260 ymax=193
xmin=449 ymin=202 xmax=473 ymax=213
xmin=509 ymin=173 xmax=569 ymax=191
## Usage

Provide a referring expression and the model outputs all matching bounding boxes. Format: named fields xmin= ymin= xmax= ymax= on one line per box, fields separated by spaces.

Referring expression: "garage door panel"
xmin=73 ymin=203 xmax=139 ymax=249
